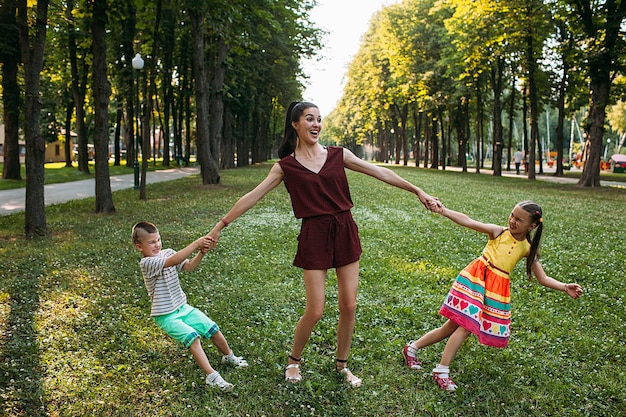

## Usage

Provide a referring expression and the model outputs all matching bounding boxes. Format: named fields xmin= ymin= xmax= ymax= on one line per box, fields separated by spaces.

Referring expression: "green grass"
xmin=0 ymin=160 xmax=178 ymax=191
xmin=0 ymin=163 xmax=624 ymax=416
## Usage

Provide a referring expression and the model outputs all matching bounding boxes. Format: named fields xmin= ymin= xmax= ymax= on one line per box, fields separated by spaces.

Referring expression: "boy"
xmin=132 ymin=221 xmax=247 ymax=392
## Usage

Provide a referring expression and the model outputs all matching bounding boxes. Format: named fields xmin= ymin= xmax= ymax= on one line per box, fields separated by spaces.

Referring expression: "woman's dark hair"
xmin=517 ymin=200 xmax=543 ymax=279
xmin=277 ymin=101 xmax=318 ymax=159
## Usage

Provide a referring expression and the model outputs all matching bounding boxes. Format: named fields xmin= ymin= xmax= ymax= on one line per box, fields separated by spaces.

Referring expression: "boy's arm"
xmin=181 ymin=250 xmax=206 ymax=272
xmin=164 ymin=236 xmax=212 ymax=268
xmin=436 ymin=206 xmax=504 ymax=240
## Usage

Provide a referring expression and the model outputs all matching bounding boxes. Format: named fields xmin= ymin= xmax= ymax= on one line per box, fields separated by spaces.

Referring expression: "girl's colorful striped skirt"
xmin=439 ymin=255 xmax=511 ymax=348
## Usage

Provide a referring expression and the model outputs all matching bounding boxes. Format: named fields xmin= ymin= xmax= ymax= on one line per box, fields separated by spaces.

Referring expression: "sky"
xmin=301 ymin=0 xmax=399 ymax=116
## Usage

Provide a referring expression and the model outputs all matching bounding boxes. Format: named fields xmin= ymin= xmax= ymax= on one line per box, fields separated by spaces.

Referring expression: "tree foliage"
xmin=328 ymin=0 xmax=626 ymax=187
xmin=1 ymin=0 xmax=320 ymax=234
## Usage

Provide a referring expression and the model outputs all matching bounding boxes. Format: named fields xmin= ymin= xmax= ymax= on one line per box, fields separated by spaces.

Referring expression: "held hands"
xmin=418 ymin=191 xmax=443 ymax=212
xmin=206 ymin=222 xmax=223 ymax=250
xmin=428 ymin=199 xmax=445 ymax=214
xmin=196 ymin=235 xmax=213 ymax=254
xmin=564 ymin=283 xmax=583 ymax=299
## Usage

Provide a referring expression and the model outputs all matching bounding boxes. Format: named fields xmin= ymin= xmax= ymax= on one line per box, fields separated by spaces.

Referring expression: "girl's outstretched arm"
xmin=436 ymin=206 xmax=504 ymax=240
xmin=531 ymin=260 xmax=583 ymax=299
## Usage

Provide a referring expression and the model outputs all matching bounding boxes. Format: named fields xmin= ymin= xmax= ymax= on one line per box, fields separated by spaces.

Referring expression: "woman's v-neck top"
xmin=278 ymin=146 xmax=353 ymax=219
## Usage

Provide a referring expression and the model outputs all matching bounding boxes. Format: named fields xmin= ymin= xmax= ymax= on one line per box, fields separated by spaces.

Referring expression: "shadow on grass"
xmin=0 ymin=261 xmax=47 ymax=416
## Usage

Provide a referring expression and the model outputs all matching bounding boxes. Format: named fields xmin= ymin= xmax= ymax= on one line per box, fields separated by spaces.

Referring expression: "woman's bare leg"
xmin=335 ymin=261 xmax=361 ymax=386
xmin=286 ymin=269 xmax=327 ymax=381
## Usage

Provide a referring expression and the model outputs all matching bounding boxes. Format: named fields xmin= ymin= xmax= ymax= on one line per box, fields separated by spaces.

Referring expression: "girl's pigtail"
xmin=518 ymin=201 xmax=544 ymax=280
xmin=526 ymin=221 xmax=543 ymax=279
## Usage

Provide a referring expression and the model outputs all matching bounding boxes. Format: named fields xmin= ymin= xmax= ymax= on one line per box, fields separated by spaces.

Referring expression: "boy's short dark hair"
xmin=132 ymin=221 xmax=158 ymax=244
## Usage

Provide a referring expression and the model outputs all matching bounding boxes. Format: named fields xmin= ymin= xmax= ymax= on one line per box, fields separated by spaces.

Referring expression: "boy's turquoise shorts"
xmin=153 ymin=303 xmax=219 ymax=348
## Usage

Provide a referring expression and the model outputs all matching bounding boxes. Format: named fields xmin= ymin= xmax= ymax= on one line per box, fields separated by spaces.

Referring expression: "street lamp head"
xmin=132 ymin=53 xmax=144 ymax=70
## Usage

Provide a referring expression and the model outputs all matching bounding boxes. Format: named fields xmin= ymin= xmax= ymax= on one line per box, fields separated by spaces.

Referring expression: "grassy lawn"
xmin=0 ymin=163 xmax=624 ymax=416
xmin=0 ymin=160 xmax=179 ymax=191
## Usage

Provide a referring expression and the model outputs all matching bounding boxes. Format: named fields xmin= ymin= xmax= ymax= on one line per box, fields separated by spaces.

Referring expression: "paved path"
xmin=1 ymin=165 xmax=623 ymax=217
xmin=0 ymin=166 xmax=200 ymax=216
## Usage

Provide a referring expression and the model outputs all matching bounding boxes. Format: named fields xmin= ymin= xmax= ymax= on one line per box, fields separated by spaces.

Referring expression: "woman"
xmin=207 ymin=101 xmax=439 ymax=387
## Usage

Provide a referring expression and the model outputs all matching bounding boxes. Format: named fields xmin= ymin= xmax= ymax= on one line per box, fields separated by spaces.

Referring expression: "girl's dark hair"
xmin=517 ymin=201 xmax=543 ymax=279
xmin=277 ymin=101 xmax=318 ymax=159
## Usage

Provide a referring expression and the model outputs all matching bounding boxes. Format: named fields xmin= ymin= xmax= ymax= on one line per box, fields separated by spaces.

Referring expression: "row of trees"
xmin=0 ymin=0 xmax=321 ymax=237
xmin=3 ymin=0 xmax=624 ymax=238
xmin=323 ymin=0 xmax=626 ymax=184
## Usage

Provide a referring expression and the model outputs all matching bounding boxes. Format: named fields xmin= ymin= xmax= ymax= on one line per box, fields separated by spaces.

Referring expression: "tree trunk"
xmin=475 ymin=80 xmax=483 ymax=174
xmin=190 ymin=9 xmax=220 ymax=184
xmin=119 ymin=1 xmax=136 ymax=169
xmin=578 ymin=71 xmax=609 ymax=187
xmin=210 ymin=35 xmax=228 ymax=168
xmin=439 ymin=107 xmax=446 ymax=170
xmin=1 ymin=0 xmax=21 ymax=180
xmin=507 ymin=78 xmax=516 ymax=172
xmin=455 ymin=97 xmax=468 ymax=172
xmin=1 ymin=48 xmax=21 ymax=180
xmin=431 ymin=113 xmax=439 ymax=169
xmin=91 ymin=0 xmax=115 ymax=213
xmin=491 ymin=58 xmax=504 ymax=176
xmin=423 ymin=114 xmax=430 ymax=168
xmin=237 ymin=115 xmax=248 ymax=167
xmin=522 ymin=84 xmax=529 ymax=174
xmin=400 ymin=104 xmax=408 ymax=166
xmin=19 ymin=0 xmax=49 ymax=237
xmin=113 ymin=104 xmax=122 ymax=166
xmin=527 ymin=35 xmax=539 ymax=181
xmin=555 ymin=64 xmax=566 ymax=177
xmin=221 ymin=105 xmax=235 ymax=169
xmin=161 ymin=1 xmax=176 ymax=167
xmin=67 ymin=0 xmax=89 ymax=174
xmin=392 ymin=113 xmax=400 ymax=165
xmin=64 ymin=101 xmax=74 ymax=167
xmin=140 ymin=66 xmax=155 ymax=200
xmin=412 ymin=110 xmax=422 ymax=167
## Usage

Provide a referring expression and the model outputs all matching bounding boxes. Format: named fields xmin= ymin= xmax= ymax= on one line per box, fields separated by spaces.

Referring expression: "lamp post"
xmin=132 ymin=53 xmax=144 ymax=190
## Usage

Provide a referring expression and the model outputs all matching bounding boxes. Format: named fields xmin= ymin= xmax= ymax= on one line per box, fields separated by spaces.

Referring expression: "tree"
xmin=67 ymin=0 xmax=92 ymax=174
xmin=188 ymin=1 xmax=220 ymax=184
xmin=564 ymin=0 xmax=626 ymax=187
xmin=18 ymin=0 xmax=49 ymax=237
xmin=91 ymin=0 xmax=115 ymax=213
xmin=1 ymin=0 xmax=21 ymax=180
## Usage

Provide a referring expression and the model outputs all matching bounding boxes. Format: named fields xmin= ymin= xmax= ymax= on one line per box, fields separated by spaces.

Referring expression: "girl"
xmin=402 ymin=201 xmax=583 ymax=391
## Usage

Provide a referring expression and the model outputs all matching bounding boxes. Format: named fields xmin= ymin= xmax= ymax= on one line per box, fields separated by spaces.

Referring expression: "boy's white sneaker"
xmin=222 ymin=353 xmax=248 ymax=368
xmin=206 ymin=371 xmax=234 ymax=392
